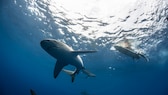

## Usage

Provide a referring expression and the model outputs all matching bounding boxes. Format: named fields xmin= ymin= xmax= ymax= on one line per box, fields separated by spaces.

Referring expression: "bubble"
xmin=108 ymin=67 xmax=116 ymax=70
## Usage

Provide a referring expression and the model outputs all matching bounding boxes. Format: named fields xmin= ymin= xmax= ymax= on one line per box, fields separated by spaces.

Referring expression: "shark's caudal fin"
xmin=62 ymin=69 xmax=75 ymax=82
xmin=82 ymin=69 xmax=96 ymax=77
xmin=71 ymin=50 xmax=97 ymax=55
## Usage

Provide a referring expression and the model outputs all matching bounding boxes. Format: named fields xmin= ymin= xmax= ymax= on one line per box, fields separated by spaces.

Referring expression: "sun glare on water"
xmin=23 ymin=0 xmax=167 ymax=52
xmin=55 ymin=0 xmax=137 ymax=18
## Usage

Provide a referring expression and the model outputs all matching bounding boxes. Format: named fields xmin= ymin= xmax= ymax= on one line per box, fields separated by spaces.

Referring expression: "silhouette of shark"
xmin=114 ymin=38 xmax=149 ymax=62
xmin=41 ymin=39 xmax=96 ymax=82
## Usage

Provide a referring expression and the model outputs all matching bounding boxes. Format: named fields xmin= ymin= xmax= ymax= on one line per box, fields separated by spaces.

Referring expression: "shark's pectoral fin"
xmin=54 ymin=60 xmax=65 ymax=78
xmin=62 ymin=69 xmax=76 ymax=82
xmin=82 ymin=69 xmax=96 ymax=77
xmin=139 ymin=54 xmax=149 ymax=62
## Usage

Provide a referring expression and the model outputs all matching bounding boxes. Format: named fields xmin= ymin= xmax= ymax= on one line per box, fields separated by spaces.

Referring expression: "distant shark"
xmin=30 ymin=89 xmax=36 ymax=95
xmin=40 ymin=39 xmax=96 ymax=82
xmin=114 ymin=45 xmax=149 ymax=62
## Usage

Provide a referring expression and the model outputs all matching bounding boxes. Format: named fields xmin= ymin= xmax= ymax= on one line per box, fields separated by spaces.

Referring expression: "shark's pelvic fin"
xmin=62 ymin=68 xmax=96 ymax=82
xmin=71 ymin=50 xmax=97 ymax=55
xmin=54 ymin=60 xmax=65 ymax=78
xmin=62 ymin=69 xmax=75 ymax=75
xmin=62 ymin=69 xmax=76 ymax=82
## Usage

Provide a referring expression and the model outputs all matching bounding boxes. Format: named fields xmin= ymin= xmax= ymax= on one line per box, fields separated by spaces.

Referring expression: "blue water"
xmin=1 ymin=0 xmax=168 ymax=95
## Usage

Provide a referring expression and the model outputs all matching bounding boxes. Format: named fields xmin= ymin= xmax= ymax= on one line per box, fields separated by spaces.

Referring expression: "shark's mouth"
xmin=47 ymin=46 xmax=59 ymax=50
xmin=47 ymin=46 xmax=54 ymax=50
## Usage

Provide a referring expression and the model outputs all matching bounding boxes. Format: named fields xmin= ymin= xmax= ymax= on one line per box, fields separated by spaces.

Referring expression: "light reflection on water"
xmin=13 ymin=0 xmax=168 ymax=53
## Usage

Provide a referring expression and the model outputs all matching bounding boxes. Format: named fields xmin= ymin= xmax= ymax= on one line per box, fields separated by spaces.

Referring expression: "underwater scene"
xmin=0 ymin=0 xmax=168 ymax=95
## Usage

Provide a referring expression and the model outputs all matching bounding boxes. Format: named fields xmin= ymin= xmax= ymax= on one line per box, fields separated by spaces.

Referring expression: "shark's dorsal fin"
xmin=71 ymin=50 xmax=97 ymax=55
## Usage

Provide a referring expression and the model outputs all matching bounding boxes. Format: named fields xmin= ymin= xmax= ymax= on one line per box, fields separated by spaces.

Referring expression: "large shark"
xmin=40 ymin=39 xmax=96 ymax=82
xmin=114 ymin=45 xmax=149 ymax=62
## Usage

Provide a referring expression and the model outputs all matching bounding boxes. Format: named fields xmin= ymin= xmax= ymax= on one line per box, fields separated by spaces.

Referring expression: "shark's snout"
xmin=41 ymin=39 xmax=52 ymax=45
xmin=40 ymin=40 xmax=44 ymax=46
xmin=40 ymin=40 xmax=51 ymax=50
xmin=40 ymin=39 xmax=59 ymax=51
xmin=40 ymin=40 xmax=49 ymax=45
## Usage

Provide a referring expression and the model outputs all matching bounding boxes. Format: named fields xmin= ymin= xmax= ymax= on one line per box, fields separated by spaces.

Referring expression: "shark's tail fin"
xmin=62 ymin=69 xmax=75 ymax=82
xmin=82 ymin=69 xmax=96 ymax=77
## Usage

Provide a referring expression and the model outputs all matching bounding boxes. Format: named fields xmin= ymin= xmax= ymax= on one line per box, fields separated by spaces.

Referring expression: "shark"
xmin=40 ymin=39 xmax=96 ymax=82
xmin=30 ymin=89 xmax=36 ymax=95
xmin=114 ymin=45 xmax=149 ymax=62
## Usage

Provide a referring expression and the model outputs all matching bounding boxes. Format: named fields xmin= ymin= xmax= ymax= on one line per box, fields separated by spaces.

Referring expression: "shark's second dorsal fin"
xmin=71 ymin=50 xmax=97 ymax=55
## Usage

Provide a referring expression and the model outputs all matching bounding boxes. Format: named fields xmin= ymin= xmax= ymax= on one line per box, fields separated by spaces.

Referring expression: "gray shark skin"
xmin=40 ymin=39 xmax=96 ymax=82
xmin=114 ymin=45 xmax=149 ymax=62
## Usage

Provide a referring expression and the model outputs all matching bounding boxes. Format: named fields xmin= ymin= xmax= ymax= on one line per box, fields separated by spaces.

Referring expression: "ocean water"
xmin=0 ymin=0 xmax=168 ymax=95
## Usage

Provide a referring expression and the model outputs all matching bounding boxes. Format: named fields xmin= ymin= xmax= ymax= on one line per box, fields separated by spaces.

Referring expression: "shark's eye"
xmin=54 ymin=40 xmax=58 ymax=43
